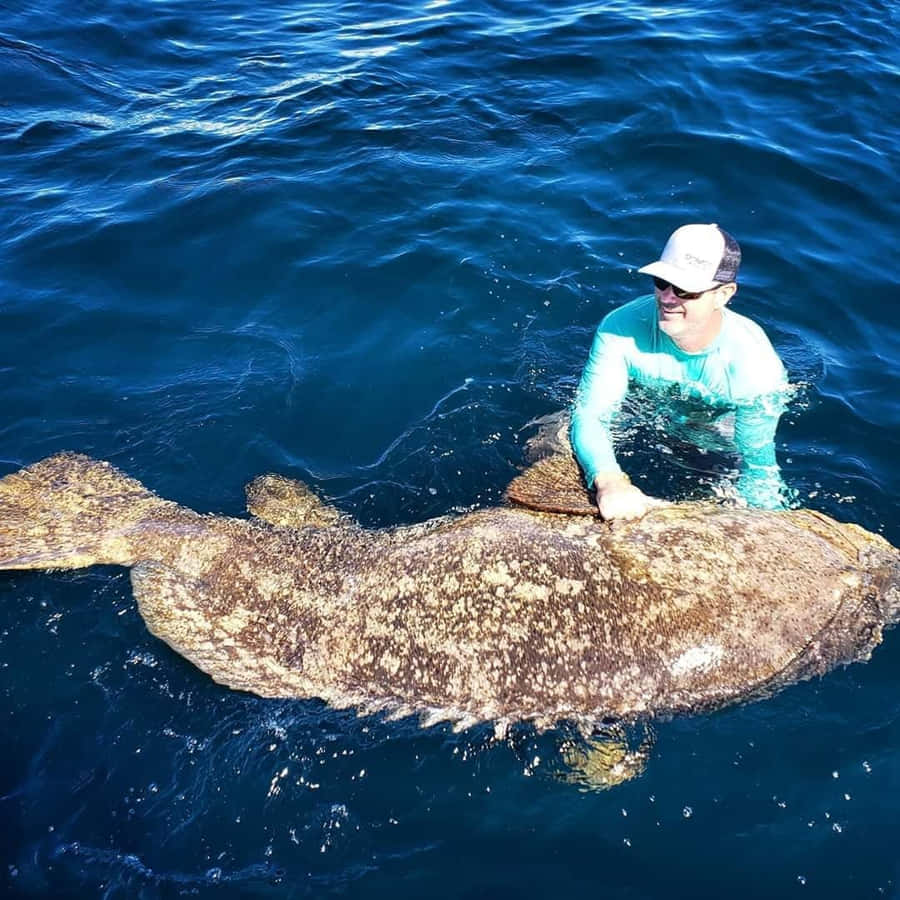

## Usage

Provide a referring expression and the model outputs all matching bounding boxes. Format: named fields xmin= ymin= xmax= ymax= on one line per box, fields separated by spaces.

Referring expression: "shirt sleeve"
xmin=569 ymin=325 xmax=630 ymax=488
xmin=733 ymin=391 xmax=789 ymax=508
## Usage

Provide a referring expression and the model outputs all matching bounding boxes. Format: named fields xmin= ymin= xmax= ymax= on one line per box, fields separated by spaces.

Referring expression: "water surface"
xmin=2 ymin=0 xmax=900 ymax=897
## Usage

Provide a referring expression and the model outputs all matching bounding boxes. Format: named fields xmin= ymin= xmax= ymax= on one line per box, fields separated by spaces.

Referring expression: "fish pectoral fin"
xmin=504 ymin=453 xmax=597 ymax=516
xmin=557 ymin=723 xmax=655 ymax=791
xmin=244 ymin=473 xmax=343 ymax=529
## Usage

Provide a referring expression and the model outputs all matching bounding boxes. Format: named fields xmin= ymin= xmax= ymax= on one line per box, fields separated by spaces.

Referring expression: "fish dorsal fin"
xmin=245 ymin=474 xmax=343 ymax=529
xmin=504 ymin=453 xmax=597 ymax=516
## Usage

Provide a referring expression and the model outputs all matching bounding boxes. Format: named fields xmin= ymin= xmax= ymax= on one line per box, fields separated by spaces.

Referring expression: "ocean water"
xmin=2 ymin=0 xmax=899 ymax=897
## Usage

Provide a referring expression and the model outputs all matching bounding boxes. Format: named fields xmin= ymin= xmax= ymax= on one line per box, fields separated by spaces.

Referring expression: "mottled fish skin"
xmin=1 ymin=452 xmax=898 ymax=732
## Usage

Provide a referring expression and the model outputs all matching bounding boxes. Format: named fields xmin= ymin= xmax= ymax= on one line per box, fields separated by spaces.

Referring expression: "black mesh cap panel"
xmin=714 ymin=228 xmax=741 ymax=283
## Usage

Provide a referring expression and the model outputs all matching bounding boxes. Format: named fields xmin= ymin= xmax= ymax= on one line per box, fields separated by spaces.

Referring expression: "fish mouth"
xmin=877 ymin=551 xmax=900 ymax=625
xmin=854 ymin=546 xmax=900 ymax=626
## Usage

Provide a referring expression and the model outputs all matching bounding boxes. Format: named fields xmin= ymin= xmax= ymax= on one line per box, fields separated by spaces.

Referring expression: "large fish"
xmin=0 ymin=452 xmax=897 ymax=732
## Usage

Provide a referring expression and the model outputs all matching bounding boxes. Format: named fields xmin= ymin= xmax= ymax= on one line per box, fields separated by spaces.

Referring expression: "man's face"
xmin=654 ymin=280 xmax=735 ymax=344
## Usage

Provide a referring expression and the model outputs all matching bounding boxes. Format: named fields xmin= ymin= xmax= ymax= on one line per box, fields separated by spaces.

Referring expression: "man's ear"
xmin=717 ymin=282 xmax=738 ymax=308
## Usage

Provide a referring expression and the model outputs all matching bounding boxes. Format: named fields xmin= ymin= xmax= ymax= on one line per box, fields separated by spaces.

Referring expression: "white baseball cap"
xmin=638 ymin=224 xmax=741 ymax=293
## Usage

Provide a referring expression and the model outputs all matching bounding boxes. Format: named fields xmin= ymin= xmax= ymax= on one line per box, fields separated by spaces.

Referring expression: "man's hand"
xmin=593 ymin=473 xmax=666 ymax=521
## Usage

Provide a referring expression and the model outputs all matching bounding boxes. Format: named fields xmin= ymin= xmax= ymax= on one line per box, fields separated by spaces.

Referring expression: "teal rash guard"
xmin=570 ymin=294 xmax=789 ymax=509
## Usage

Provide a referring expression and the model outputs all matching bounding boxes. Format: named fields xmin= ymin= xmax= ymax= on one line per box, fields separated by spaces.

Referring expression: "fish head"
xmin=822 ymin=518 xmax=900 ymax=627
xmin=775 ymin=511 xmax=900 ymax=624
xmin=863 ymin=545 xmax=900 ymax=627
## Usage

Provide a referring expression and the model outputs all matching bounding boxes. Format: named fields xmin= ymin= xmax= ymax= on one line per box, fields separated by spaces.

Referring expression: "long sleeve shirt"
xmin=570 ymin=294 xmax=789 ymax=508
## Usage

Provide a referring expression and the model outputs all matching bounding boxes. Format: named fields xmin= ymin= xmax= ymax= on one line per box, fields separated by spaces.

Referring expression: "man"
xmin=570 ymin=223 xmax=788 ymax=520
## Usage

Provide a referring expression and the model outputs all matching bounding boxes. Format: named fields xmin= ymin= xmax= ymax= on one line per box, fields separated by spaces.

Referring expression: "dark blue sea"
xmin=2 ymin=0 xmax=899 ymax=896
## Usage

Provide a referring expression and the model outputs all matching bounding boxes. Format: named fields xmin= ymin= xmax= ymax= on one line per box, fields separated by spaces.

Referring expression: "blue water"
xmin=2 ymin=0 xmax=900 ymax=896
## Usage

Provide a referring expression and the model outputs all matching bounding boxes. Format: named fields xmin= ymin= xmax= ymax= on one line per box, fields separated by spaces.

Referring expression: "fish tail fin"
xmin=0 ymin=452 xmax=174 ymax=570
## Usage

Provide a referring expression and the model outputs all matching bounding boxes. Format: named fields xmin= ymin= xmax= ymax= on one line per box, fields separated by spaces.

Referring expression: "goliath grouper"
xmin=0 ymin=452 xmax=897 ymax=733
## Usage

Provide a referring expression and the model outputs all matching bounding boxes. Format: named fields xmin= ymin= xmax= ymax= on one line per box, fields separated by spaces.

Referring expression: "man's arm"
xmin=570 ymin=326 xmax=628 ymax=486
xmin=570 ymin=325 xmax=663 ymax=519
xmin=733 ymin=392 xmax=790 ymax=508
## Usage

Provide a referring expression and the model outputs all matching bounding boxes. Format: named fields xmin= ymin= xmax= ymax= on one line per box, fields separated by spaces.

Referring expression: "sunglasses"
xmin=652 ymin=276 xmax=713 ymax=300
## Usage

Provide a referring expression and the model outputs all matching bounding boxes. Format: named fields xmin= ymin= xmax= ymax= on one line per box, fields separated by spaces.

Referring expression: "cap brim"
xmin=638 ymin=261 xmax=720 ymax=293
